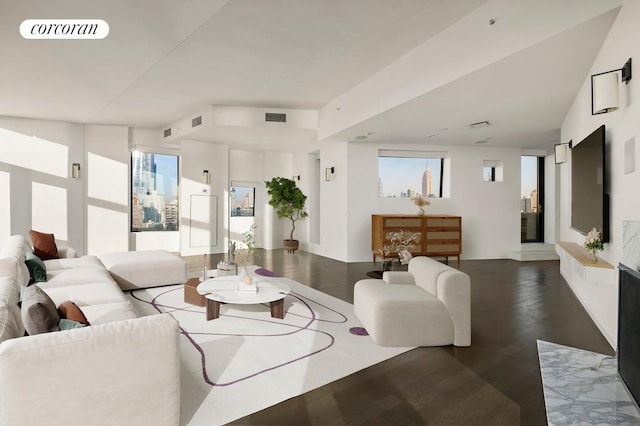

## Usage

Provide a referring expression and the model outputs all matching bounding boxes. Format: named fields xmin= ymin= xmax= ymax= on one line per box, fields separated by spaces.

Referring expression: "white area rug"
xmin=127 ymin=266 xmax=413 ymax=425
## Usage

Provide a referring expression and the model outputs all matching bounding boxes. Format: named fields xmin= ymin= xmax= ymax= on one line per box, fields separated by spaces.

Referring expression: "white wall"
xmin=306 ymin=141 xmax=522 ymax=262
xmin=261 ymin=151 xmax=294 ymax=250
xmin=179 ymin=139 xmax=228 ymax=256
xmin=306 ymin=142 xmax=348 ymax=261
xmin=0 ymin=116 xmax=84 ymax=251
xmin=544 ymin=154 xmax=558 ymax=244
xmin=229 ymin=149 xmax=265 ymax=247
xmin=0 ymin=115 xmax=300 ymax=257
xmin=0 ymin=119 xmax=179 ymax=255
xmin=84 ymin=124 xmax=129 ymax=254
xmin=559 ymin=0 xmax=640 ymax=346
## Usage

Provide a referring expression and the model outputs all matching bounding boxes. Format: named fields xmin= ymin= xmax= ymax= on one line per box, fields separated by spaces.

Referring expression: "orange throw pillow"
xmin=29 ymin=230 xmax=59 ymax=260
xmin=58 ymin=301 xmax=90 ymax=325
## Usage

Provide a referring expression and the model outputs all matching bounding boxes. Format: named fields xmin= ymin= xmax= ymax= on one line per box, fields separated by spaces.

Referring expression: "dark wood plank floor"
xmin=186 ymin=250 xmax=614 ymax=425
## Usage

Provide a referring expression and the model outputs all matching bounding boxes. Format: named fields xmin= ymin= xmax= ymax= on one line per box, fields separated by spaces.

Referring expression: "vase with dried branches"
xmin=411 ymin=194 xmax=431 ymax=215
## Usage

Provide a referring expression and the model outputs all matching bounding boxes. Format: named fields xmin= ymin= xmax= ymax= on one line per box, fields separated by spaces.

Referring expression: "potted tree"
xmin=265 ymin=177 xmax=308 ymax=253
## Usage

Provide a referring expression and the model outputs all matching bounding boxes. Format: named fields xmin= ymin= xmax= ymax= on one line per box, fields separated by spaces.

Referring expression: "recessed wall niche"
xmin=483 ymin=160 xmax=503 ymax=182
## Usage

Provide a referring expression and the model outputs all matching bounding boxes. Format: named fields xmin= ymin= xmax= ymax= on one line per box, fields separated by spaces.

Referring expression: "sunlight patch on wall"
xmin=189 ymin=194 xmax=218 ymax=248
xmin=0 ymin=171 xmax=10 ymax=243
xmin=87 ymin=205 xmax=128 ymax=255
xmin=32 ymin=182 xmax=68 ymax=241
xmin=88 ymin=152 xmax=127 ymax=206
xmin=0 ymin=128 xmax=68 ymax=177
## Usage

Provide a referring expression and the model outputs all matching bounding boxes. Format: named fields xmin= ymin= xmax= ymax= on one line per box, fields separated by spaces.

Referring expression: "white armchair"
xmin=354 ymin=256 xmax=471 ymax=347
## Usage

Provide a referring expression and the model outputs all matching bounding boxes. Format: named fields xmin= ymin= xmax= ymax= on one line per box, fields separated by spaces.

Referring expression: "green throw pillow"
xmin=58 ymin=319 xmax=87 ymax=330
xmin=25 ymin=252 xmax=47 ymax=283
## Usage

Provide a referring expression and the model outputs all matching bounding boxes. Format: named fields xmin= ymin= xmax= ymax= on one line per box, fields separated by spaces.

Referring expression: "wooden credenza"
xmin=371 ymin=214 xmax=462 ymax=263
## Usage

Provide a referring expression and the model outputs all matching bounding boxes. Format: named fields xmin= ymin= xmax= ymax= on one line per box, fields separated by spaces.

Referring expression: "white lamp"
xmin=554 ymin=143 xmax=570 ymax=164
xmin=591 ymin=58 xmax=632 ymax=115
xmin=592 ymin=72 xmax=620 ymax=114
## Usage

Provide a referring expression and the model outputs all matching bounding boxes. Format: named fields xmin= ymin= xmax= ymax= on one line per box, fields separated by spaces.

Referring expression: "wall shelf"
xmin=557 ymin=241 xmax=615 ymax=285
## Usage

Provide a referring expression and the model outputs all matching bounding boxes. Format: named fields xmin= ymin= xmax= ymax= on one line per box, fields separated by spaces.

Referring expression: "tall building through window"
xmin=131 ymin=151 xmax=179 ymax=232
xmin=422 ymin=163 xmax=433 ymax=197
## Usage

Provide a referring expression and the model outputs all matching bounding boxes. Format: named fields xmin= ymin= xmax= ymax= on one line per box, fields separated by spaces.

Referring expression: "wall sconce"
xmin=71 ymin=163 xmax=81 ymax=179
xmin=554 ymin=142 xmax=571 ymax=164
xmin=591 ymin=58 xmax=632 ymax=115
xmin=325 ymin=166 xmax=335 ymax=181
xmin=202 ymin=169 xmax=210 ymax=184
xmin=292 ymin=175 xmax=301 ymax=181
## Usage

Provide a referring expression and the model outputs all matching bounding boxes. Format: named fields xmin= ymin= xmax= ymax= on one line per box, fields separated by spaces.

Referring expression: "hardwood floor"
xmin=186 ymin=250 xmax=614 ymax=425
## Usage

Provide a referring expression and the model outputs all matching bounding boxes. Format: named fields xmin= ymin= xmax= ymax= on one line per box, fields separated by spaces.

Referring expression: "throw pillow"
xmin=58 ymin=319 xmax=87 ymax=330
xmin=57 ymin=301 xmax=90 ymax=325
xmin=21 ymin=285 xmax=60 ymax=335
xmin=29 ymin=230 xmax=59 ymax=260
xmin=25 ymin=252 xmax=47 ymax=283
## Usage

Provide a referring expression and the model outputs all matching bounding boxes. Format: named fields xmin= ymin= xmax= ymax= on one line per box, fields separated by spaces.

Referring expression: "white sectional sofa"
xmin=0 ymin=235 xmax=181 ymax=425
xmin=354 ymin=256 xmax=471 ymax=347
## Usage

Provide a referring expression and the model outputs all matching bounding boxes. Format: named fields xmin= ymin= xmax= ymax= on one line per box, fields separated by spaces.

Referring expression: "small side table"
xmin=184 ymin=277 xmax=206 ymax=306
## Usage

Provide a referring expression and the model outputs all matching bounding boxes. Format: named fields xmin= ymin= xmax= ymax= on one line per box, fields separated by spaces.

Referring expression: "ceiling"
xmin=0 ymin=0 xmax=622 ymax=152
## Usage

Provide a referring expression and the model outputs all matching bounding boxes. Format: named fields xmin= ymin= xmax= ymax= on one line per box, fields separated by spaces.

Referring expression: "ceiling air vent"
xmin=469 ymin=120 xmax=491 ymax=129
xmin=265 ymin=112 xmax=286 ymax=123
xmin=191 ymin=116 xmax=202 ymax=127
xmin=163 ymin=128 xmax=172 ymax=138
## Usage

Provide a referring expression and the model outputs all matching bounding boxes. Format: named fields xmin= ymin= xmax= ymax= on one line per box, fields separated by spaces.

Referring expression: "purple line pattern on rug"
xmin=349 ymin=327 xmax=369 ymax=336
xmin=254 ymin=268 xmax=282 ymax=277
xmin=130 ymin=282 xmax=348 ymax=387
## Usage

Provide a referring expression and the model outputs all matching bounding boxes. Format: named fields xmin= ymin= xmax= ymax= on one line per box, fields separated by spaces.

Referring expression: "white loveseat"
xmin=0 ymin=235 xmax=181 ymax=425
xmin=354 ymin=256 xmax=471 ymax=347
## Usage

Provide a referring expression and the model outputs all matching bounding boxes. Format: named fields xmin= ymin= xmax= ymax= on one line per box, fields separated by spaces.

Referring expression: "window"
xmin=483 ymin=160 xmax=503 ymax=182
xmin=521 ymin=156 xmax=544 ymax=242
xmin=131 ymin=151 xmax=179 ymax=232
xmin=378 ymin=150 xmax=445 ymax=198
xmin=230 ymin=186 xmax=255 ymax=217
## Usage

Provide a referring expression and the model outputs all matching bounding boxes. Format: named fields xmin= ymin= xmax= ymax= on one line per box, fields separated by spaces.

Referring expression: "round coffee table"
xmin=197 ymin=276 xmax=291 ymax=320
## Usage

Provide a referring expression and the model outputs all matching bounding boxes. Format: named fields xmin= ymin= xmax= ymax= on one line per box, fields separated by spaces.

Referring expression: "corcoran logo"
xmin=20 ymin=19 xmax=109 ymax=39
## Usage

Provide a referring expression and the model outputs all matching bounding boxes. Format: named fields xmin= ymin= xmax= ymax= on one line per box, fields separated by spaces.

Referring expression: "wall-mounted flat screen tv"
xmin=571 ymin=125 xmax=609 ymax=242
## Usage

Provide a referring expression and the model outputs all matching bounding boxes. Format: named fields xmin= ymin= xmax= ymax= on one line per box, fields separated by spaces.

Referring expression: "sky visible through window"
xmin=378 ymin=157 xmax=442 ymax=198
xmin=521 ymin=156 xmax=537 ymax=198
xmin=154 ymin=155 xmax=179 ymax=201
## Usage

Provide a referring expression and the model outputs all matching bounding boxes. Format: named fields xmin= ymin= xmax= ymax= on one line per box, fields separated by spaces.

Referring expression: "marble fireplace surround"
xmin=623 ymin=220 xmax=640 ymax=271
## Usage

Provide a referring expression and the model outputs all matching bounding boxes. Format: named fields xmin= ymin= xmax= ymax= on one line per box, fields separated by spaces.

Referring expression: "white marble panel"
xmin=623 ymin=221 xmax=640 ymax=270
xmin=538 ymin=340 xmax=640 ymax=425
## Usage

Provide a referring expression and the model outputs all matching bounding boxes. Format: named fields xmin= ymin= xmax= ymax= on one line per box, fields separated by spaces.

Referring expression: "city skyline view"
xmin=231 ymin=186 xmax=255 ymax=217
xmin=521 ymin=156 xmax=537 ymax=198
xmin=131 ymin=152 xmax=179 ymax=231
xmin=378 ymin=157 xmax=442 ymax=198
xmin=521 ymin=156 xmax=539 ymax=214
